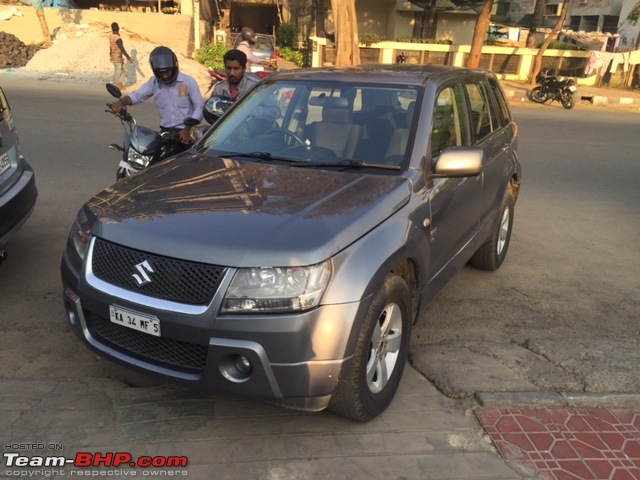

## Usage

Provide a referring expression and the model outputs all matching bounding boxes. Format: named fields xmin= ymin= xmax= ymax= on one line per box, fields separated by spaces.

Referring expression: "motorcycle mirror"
xmin=184 ymin=117 xmax=200 ymax=127
xmin=106 ymin=83 xmax=122 ymax=99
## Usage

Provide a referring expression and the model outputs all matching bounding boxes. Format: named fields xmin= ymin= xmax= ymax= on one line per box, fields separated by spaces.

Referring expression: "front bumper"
xmin=61 ymin=241 xmax=363 ymax=411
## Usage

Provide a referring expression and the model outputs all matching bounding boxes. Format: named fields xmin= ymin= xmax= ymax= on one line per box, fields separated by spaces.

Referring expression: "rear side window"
xmin=488 ymin=78 xmax=512 ymax=128
xmin=464 ymin=81 xmax=498 ymax=142
xmin=0 ymin=88 xmax=10 ymax=121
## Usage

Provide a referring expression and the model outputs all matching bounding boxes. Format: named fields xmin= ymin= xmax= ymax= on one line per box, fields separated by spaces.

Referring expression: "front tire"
xmin=530 ymin=86 xmax=549 ymax=103
xmin=561 ymin=91 xmax=575 ymax=109
xmin=329 ymin=274 xmax=412 ymax=422
xmin=470 ymin=188 xmax=515 ymax=271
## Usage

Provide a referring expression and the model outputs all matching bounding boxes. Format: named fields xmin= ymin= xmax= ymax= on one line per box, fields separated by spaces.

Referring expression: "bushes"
xmin=279 ymin=47 xmax=306 ymax=67
xmin=396 ymin=37 xmax=452 ymax=44
xmin=195 ymin=42 xmax=228 ymax=71
xmin=277 ymin=23 xmax=298 ymax=49
xmin=359 ymin=33 xmax=383 ymax=45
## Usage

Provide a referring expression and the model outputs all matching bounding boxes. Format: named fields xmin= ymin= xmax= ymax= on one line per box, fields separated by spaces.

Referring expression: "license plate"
xmin=109 ymin=305 xmax=161 ymax=337
xmin=0 ymin=153 xmax=10 ymax=176
xmin=569 ymin=85 xmax=578 ymax=92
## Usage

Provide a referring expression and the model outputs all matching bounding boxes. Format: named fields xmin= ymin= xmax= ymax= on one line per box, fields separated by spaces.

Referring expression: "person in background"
xmin=110 ymin=46 xmax=204 ymax=146
xmin=213 ymin=49 xmax=258 ymax=101
xmin=236 ymin=27 xmax=276 ymax=71
xmin=109 ymin=22 xmax=133 ymax=90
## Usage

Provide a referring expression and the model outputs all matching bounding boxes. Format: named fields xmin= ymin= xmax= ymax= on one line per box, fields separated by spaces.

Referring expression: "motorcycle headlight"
xmin=127 ymin=148 xmax=152 ymax=168
xmin=221 ymin=261 xmax=332 ymax=314
xmin=67 ymin=208 xmax=93 ymax=264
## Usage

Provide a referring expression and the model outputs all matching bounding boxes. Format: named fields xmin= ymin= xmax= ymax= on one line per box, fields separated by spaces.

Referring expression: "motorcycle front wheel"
xmin=530 ymin=86 xmax=549 ymax=104
xmin=560 ymin=91 xmax=575 ymax=109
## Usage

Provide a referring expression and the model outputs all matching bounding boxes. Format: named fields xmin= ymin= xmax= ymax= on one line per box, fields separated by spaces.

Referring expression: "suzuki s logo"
xmin=132 ymin=260 xmax=154 ymax=287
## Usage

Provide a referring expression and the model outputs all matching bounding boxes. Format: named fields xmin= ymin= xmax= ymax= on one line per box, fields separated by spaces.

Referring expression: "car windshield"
xmin=196 ymin=80 xmax=419 ymax=169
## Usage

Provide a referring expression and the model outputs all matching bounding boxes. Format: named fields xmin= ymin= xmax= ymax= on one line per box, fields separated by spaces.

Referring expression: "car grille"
xmin=91 ymin=238 xmax=225 ymax=305
xmin=88 ymin=314 xmax=208 ymax=372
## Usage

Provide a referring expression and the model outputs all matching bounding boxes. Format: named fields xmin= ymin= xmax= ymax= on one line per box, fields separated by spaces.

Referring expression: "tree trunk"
xmin=530 ymin=0 xmax=568 ymax=86
xmin=330 ymin=0 xmax=360 ymax=66
xmin=425 ymin=0 xmax=438 ymax=39
xmin=466 ymin=0 xmax=493 ymax=68
xmin=34 ymin=4 xmax=52 ymax=47
xmin=526 ymin=0 xmax=545 ymax=48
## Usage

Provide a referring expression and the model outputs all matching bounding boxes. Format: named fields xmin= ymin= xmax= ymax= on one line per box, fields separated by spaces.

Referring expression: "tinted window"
xmin=430 ymin=84 xmax=471 ymax=158
xmin=488 ymin=78 xmax=511 ymax=128
xmin=0 ymin=88 xmax=10 ymax=121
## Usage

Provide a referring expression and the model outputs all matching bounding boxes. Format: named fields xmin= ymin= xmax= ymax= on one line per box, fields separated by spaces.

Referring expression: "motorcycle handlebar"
xmin=105 ymin=103 xmax=133 ymax=123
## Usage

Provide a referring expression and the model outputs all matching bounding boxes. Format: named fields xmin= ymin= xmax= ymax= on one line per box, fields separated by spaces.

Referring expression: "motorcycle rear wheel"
xmin=530 ymin=86 xmax=549 ymax=104
xmin=561 ymin=91 xmax=575 ymax=109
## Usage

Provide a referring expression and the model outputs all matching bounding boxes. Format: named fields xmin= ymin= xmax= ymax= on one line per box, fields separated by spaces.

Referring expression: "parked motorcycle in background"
xmin=105 ymin=83 xmax=200 ymax=180
xmin=530 ymin=70 xmax=578 ymax=109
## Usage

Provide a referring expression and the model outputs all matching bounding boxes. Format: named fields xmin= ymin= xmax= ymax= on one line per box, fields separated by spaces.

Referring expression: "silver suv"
xmin=0 ymin=84 xmax=37 ymax=259
xmin=61 ymin=65 xmax=521 ymax=421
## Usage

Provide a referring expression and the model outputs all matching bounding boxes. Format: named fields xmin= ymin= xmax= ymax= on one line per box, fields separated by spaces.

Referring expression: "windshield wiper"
xmin=222 ymin=151 xmax=303 ymax=163
xmin=291 ymin=160 xmax=401 ymax=171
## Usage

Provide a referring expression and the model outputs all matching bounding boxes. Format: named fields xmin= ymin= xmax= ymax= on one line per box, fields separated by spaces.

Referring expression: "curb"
xmin=475 ymin=391 xmax=640 ymax=408
xmin=502 ymin=85 xmax=640 ymax=107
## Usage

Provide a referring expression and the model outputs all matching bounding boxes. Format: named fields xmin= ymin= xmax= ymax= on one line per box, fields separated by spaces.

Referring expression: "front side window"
xmin=430 ymin=84 xmax=470 ymax=158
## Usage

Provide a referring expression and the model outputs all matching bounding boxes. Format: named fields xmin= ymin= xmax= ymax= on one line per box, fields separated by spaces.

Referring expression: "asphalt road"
xmin=1 ymin=77 xmax=639 ymax=403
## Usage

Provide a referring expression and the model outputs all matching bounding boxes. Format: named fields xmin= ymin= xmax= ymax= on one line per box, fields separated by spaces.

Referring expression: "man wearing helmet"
xmin=236 ymin=27 xmax=276 ymax=72
xmin=110 ymin=46 xmax=204 ymax=146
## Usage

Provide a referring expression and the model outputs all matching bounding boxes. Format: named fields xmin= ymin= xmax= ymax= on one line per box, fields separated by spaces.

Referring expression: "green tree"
xmin=627 ymin=1 xmax=640 ymax=48
xmin=407 ymin=0 xmax=494 ymax=68
xmin=529 ymin=0 xmax=568 ymax=85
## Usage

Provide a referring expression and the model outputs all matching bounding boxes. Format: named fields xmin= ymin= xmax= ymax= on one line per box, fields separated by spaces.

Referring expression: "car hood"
xmin=86 ymin=154 xmax=410 ymax=267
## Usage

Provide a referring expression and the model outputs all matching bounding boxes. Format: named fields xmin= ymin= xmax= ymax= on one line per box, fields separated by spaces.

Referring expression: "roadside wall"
xmin=0 ymin=5 xmax=194 ymax=57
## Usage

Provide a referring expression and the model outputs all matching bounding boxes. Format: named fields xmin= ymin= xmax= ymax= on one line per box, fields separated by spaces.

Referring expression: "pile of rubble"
xmin=0 ymin=31 xmax=40 ymax=69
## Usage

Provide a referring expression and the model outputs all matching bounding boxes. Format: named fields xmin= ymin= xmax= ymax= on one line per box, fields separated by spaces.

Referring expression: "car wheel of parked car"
xmin=329 ymin=274 xmax=411 ymax=421
xmin=470 ymin=187 xmax=515 ymax=271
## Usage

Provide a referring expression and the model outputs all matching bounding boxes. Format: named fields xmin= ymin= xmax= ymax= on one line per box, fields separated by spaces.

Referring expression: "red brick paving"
xmin=475 ymin=408 xmax=640 ymax=479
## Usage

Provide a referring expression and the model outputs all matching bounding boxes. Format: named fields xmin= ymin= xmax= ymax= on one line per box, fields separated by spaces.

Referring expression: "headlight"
xmin=68 ymin=208 xmax=93 ymax=263
xmin=221 ymin=261 xmax=332 ymax=313
xmin=127 ymin=148 xmax=151 ymax=168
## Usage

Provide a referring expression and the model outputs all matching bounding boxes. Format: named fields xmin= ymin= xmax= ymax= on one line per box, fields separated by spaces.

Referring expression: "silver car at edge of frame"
xmin=0 ymin=84 xmax=38 ymax=264
xmin=61 ymin=65 xmax=521 ymax=421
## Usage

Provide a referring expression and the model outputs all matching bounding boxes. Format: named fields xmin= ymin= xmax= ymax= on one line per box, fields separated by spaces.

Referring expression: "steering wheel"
xmin=267 ymin=128 xmax=305 ymax=147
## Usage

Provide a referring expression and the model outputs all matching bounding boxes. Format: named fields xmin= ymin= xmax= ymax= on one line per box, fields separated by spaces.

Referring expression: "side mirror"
xmin=429 ymin=147 xmax=483 ymax=179
xmin=106 ymin=83 xmax=122 ymax=99
xmin=203 ymin=96 xmax=235 ymax=124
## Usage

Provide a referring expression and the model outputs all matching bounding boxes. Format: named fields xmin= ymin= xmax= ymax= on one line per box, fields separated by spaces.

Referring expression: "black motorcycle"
xmin=530 ymin=71 xmax=578 ymax=110
xmin=105 ymin=83 xmax=200 ymax=180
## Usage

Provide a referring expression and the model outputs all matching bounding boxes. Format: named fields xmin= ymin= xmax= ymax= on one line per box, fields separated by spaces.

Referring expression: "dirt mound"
xmin=0 ymin=23 xmax=211 ymax=93
xmin=0 ymin=31 xmax=41 ymax=69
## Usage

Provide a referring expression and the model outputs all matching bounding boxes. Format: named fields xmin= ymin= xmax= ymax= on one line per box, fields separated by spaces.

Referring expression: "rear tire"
xmin=329 ymin=274 xmax=411 ymax=422
xmin=470 ymin=188 xmax=515 ymax=271
xmin=561 ymin=91 xmax=575 ymax=109
xmin=530 ymin=86 xmax=548 ymax=104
